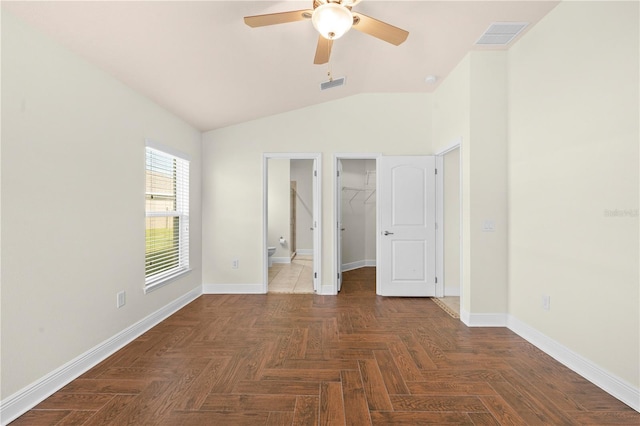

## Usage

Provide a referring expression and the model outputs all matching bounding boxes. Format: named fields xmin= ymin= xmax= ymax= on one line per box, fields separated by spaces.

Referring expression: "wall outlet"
xmin=117 ymin=291 xmax=126 ymax=308
xmin=542 ymin=295 xmax=550 ymax=311
xmin=232 ymin=259 xmax=239 ymax=269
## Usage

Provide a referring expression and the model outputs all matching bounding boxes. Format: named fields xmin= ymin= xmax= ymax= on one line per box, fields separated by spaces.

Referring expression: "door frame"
xmin=333 ymin=153 xmax=381 ymax=295
xmin=263 ymin=153 xmax=322 ymax=293
xmin=435 ymin=137 xmax=463 ymax=301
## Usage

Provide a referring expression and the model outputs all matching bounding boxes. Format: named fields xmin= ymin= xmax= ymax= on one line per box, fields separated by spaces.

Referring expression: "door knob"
xmin=384 ymin=231 xmax=394 ymax=235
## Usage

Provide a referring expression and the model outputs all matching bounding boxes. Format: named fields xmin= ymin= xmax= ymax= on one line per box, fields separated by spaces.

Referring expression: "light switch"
xmin=482 ymin=220 xmax=495 ymax=232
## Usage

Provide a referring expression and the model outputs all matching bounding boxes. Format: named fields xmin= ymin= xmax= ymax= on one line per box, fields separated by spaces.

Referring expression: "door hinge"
xmin=314 ymin=272 xmax=317 ymax=278
xmin=338 ymin=273 xmax=340 ymax=279
xmin=435 ymin=168 xmax=438 ymax=174
xmin=435 ymin=222 xmax=438 ymax=230
xmin=337 ymin=170 xmax=340 ymax=177
xmin=314 ymin=170 xmax=317 ymax=177
xmin=435 ymin=277 xmax=438 ymax=284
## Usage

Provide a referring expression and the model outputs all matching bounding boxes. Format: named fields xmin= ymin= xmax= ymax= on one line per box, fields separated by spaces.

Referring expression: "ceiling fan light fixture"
xmin=312 ymin=3 xmax=353 ymax=40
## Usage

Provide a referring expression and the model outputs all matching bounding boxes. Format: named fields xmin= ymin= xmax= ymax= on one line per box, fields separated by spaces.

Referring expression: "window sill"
xmin=144 ymin=268 xmax=192 ymax=294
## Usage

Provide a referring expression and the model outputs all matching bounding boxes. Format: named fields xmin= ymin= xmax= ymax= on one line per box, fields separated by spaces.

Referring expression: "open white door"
xmin=378 ymin=156 xmax=436 ymax=296
xmin=312 ymin=158 xmax=319 ymax=293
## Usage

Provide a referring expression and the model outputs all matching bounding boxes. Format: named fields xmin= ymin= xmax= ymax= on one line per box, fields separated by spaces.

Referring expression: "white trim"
xmin=334 ymin=153 xmax=381 ymax=295
xmin=507 ymin=315 xmax=640 ymax=412
xmin=341 ymin=259 xmax=376 ymax=272
xmin=434 ymin=137 xmax=462 ymax=157
xmin=296 ymin=249 xmax=314 ymax=256
xmin=271 ymin=257 xmax=291 ymax=264
xmin=0 ymin=287 xmax=202 ymax=426
xmin=263 ymin=153 xmax=322 ymax=294
xmin=435 ymin=154 xmax=444 ymax=297
xmin=461 ymin=311 xmax=508 ymax=327
xmin=202 ymin=283 xmax=264 ymax=294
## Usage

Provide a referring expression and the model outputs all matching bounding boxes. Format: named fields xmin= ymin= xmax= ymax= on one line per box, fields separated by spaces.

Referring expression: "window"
xmin=145 ymin=143 xmax=189 ymax=289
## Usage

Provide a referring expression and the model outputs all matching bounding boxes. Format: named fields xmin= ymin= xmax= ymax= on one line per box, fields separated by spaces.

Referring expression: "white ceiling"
xmin=3 ymin=1 xmax=559 ymax=131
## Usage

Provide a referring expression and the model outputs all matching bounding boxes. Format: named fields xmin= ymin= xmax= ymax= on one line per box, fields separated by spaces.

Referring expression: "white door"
xmin=336 ymin=159 xmax=343 ymax=291
xmin=378 ymin=156 xmax=436 ymax=296
xmin=312 ymin=159 xmax=319 ymax=293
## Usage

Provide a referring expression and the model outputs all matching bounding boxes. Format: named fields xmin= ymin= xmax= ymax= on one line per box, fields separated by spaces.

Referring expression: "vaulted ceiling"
xmin=2 ymin=1 xmax=559 ymax=131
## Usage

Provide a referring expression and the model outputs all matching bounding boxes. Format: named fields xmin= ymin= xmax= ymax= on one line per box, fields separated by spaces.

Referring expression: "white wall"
xmin=1 ymin=11 xmax=202 ymax=399
xmin=444 ymin=148 xmax=460 ymax=296
xmin=508 ymin=0 xmax=639 ymax=390
xmin=290 ymin=159 xmax=314 ymax=253
xmin=202 ymin=93 xmax=432 ymax=293
xmin=267 ymin=159 xmax=291 ymax=260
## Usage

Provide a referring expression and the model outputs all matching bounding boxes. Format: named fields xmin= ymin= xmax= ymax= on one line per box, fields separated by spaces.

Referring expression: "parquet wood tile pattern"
xmin=12 ymin=268 xmax=640 ymax=425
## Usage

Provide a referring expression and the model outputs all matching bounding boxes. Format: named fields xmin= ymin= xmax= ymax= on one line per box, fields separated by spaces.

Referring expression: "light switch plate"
xmin=482 ymin=220 xmax=496 ymax=232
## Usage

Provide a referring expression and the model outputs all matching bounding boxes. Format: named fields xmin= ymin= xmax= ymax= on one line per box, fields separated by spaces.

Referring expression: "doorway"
xmin=263 ymin=154 xmax=321 ymax=294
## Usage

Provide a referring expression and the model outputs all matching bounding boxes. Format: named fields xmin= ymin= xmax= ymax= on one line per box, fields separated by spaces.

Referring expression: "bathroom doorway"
xmin=263 ymin=154 xmax=321 ymax=294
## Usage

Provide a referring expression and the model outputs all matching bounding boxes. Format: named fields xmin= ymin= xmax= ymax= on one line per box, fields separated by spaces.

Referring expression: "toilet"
xmin=268 ymin=246 xmax=276 ymax=267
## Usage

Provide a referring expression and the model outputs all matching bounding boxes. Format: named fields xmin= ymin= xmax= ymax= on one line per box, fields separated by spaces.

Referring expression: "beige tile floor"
xmin=437 ymin=296 xmax=460 ymax=316
xmin=268 ymin=254 xmax=314 ymax=294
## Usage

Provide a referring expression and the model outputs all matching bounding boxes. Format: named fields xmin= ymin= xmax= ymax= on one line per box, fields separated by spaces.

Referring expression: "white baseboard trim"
xmin=320 ymin=284 xmax=337 ymax=295
xmin=507 ymin=315 xmax=640 ymax=412
xmin=342 ymin=259 xmax=376 ymax=272
xmin=0 ymin=286 xmax=202 ymax=426
xmin=296 ymin=249 xmax=313 ymax=256
xmin=461 ymin=311 xmax=508 ymax=327
xmin=272 ymin=257 xmax=291 ymax=264
xmin=202 ymin=283 xmax=264 ymax=294
xmin=443 ymin=285 xmax=460 ymax=296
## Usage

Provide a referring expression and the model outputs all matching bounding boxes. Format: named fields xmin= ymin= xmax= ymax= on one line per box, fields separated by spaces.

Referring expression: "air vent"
xmin=320 ymin=77 xmax=346 ymax=91
xmin=476 ymin=22 xmax=528 ymax=45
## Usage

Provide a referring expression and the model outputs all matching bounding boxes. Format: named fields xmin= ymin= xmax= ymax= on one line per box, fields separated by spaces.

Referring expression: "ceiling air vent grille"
xmin=320 ymin=77 xmax=346 ymax=91
xmin=476 ymin=22 xmax=528 ymax=45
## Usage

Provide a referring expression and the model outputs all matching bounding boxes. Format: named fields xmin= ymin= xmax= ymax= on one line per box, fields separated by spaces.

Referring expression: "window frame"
xmin=144 ymin=140 xmax=191 ymax=292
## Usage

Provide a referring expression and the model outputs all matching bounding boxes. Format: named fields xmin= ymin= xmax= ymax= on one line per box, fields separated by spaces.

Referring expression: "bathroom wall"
xmin=290 ymin=160 xmax=314 ymax=255
xmin=267 ymin=159 xmax=290 ymax=262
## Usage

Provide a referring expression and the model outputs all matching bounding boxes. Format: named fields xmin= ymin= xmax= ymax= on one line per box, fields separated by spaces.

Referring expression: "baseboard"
xmin=507 ymin=315 xmax=640 ymax=412
xmin=320 ymin=284 xmax=337 ymax=295
xmin=296 ymin=249 xmax=313 ymax=255
xmin=272 ymin=257 xmax=291 ymax=264
xmin=443 ymin=285 xmax=460 ymax=296
xmin=202 ymin=283 xmax=264 ymax=294
xmin=342 ymin=259 xmax=376 ymax=272
xmin=0 ymin=286 xmax=202 ymax=426
xmin=461 ymin=311 xmax=508 ymax=327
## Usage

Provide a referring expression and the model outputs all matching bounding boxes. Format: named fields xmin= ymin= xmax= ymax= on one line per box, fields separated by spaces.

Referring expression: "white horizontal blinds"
xmin=145 ymin=146 xmax=189 ymax=285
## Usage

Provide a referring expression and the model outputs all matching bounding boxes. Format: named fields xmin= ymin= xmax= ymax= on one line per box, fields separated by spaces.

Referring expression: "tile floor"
xmin=438 ymin=296 xmax=460 ymax=315
xmin=268 ymin=254 xmax=314 ymax=294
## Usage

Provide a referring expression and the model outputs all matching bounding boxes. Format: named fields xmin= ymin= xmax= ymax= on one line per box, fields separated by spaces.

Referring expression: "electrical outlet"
xmin=542 ymin=295 xmax=550 ymax=311
xmin=232 ymin=259 xmax=239 ymax=269
xmin=482 ymin=219 xmax=496 ymax=232
xmin=117 ymin=291 xmax=126 ymax=308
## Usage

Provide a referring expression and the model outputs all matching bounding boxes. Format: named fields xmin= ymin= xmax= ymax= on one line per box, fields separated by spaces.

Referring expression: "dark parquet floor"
xmin=11 ymin=267 xmax=640 ymax=425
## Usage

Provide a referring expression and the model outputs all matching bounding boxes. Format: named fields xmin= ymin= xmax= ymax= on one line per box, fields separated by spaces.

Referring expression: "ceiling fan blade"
xmin=314 ymin=36 xmax=333 ymax=64
xmin=351 ymin=12 xmax=409 ymax=45
xmin=244 ymin=10 xmax=312 ymax=28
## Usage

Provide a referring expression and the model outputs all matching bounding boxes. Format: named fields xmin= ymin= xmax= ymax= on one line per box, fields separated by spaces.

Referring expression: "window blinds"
xmin=145 ymin=146 xmax=189 ymax=286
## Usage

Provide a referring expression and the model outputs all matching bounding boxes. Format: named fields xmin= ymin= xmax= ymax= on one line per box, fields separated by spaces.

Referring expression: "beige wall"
xmin=507 ymin=1 xmax=639 ymax=388
xmin=202 ymin=93 xmax=432 ymax=292
xmin=431 ymin=51 xmax=509 ymax=316
xmin=1 ymin=12 xmax=203 ymax=398
xmin=267 ymin=159 xmax=291 ymax=259
xmin=290 ymin=160 xmax=314 ymax=253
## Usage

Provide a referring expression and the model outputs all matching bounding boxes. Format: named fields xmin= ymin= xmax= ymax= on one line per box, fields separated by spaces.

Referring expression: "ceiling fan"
xmin=244 ymin=0 xmax=409 ymax=65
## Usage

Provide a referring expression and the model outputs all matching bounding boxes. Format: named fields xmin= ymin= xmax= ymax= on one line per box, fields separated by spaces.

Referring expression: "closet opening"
xmin=335 ymin=155 xmax=379 ymax=294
